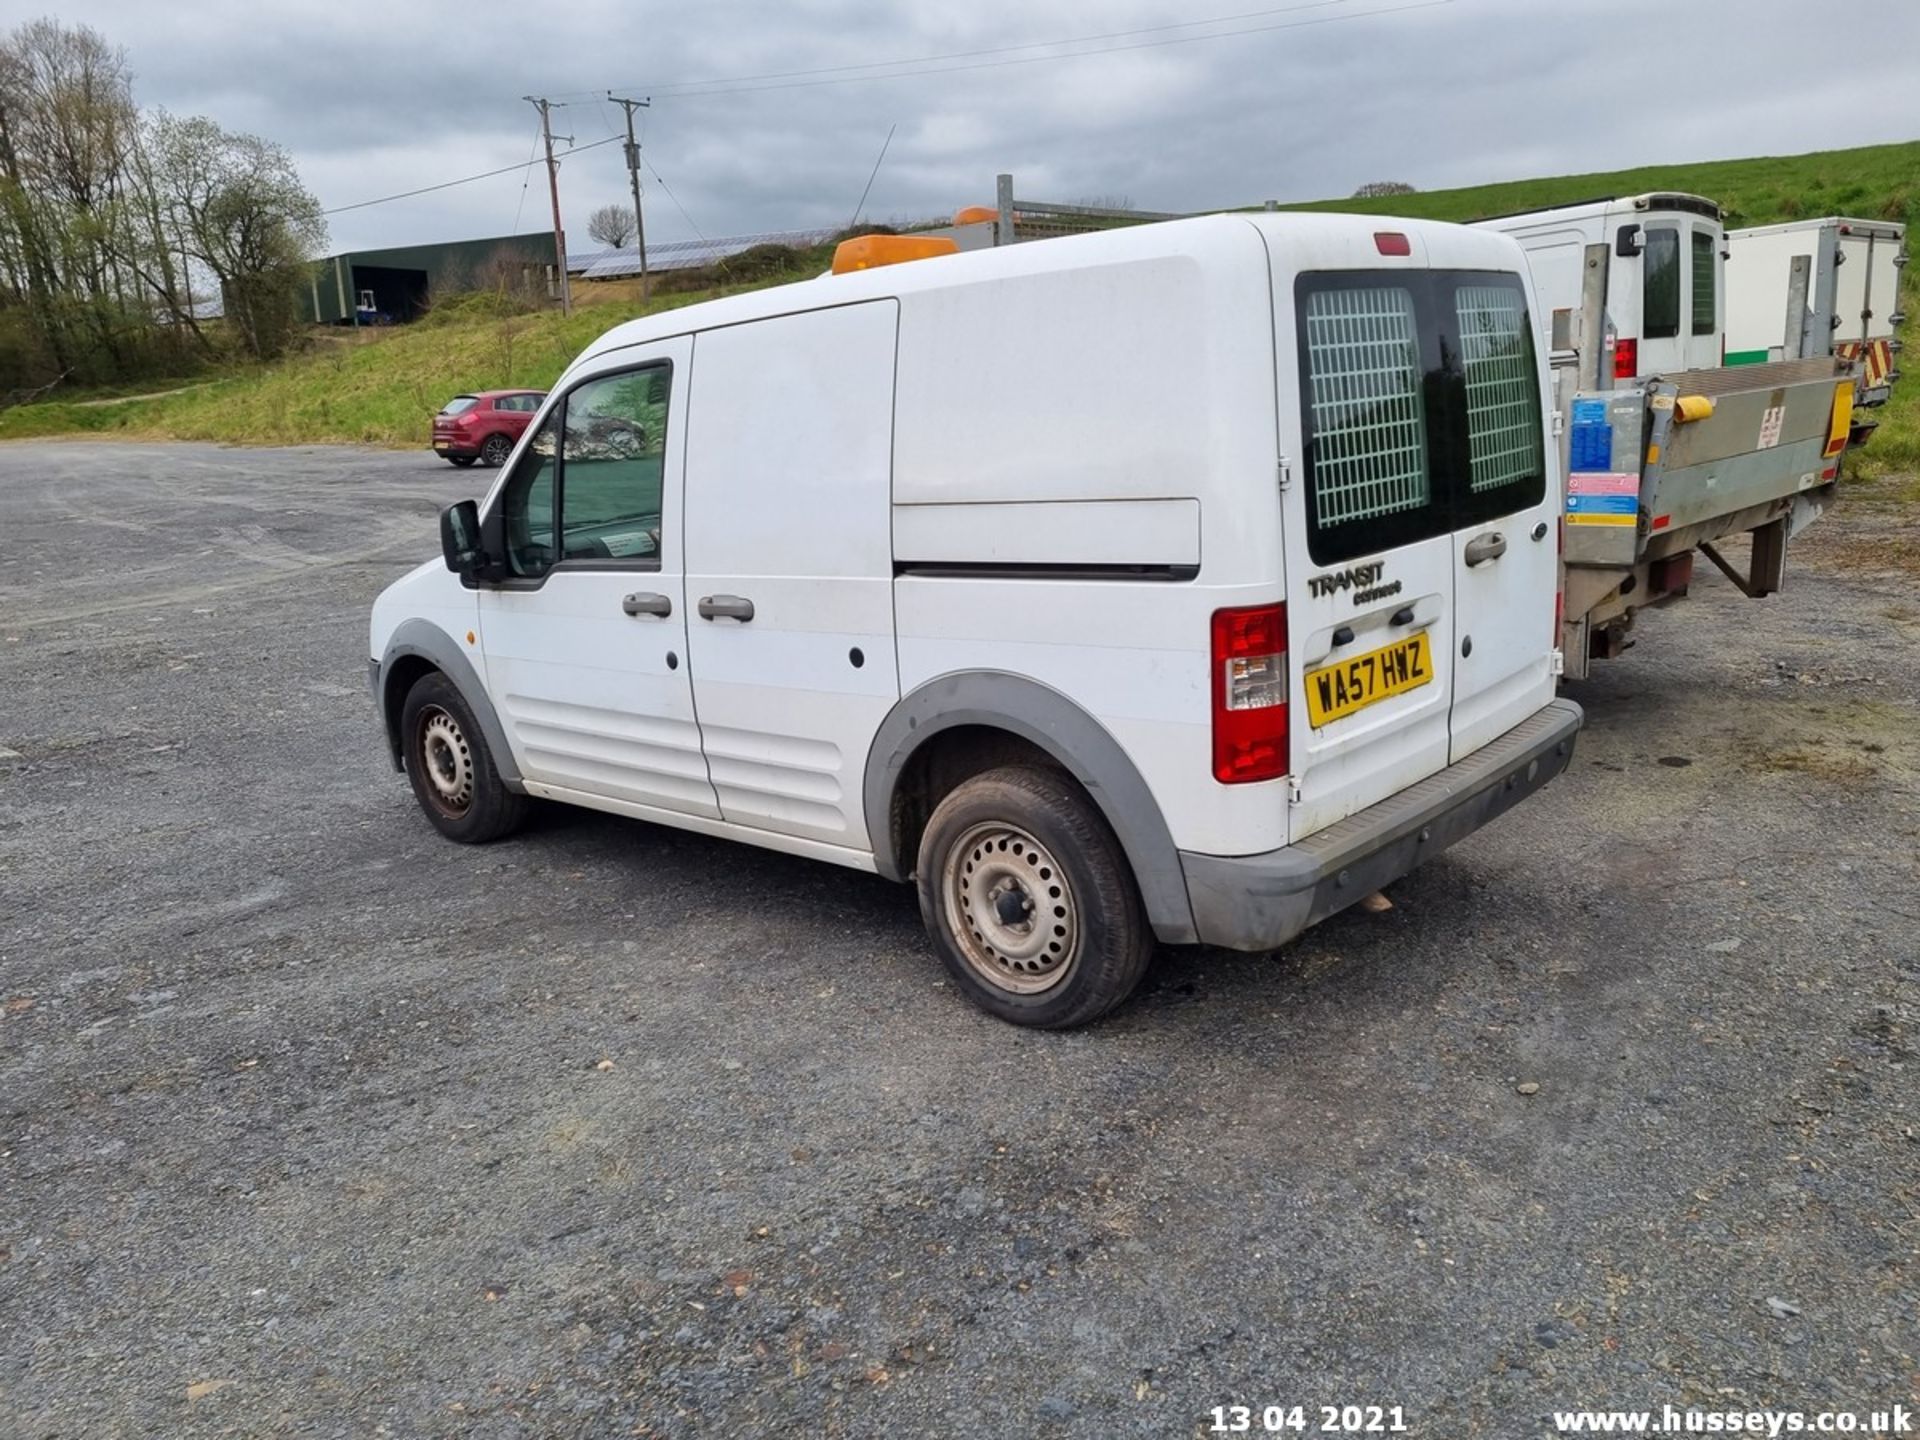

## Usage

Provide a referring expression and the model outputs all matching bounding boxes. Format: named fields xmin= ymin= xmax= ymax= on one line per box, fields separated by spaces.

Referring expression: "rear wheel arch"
xmin=863 ymin=673 xmax=1197 ymax=944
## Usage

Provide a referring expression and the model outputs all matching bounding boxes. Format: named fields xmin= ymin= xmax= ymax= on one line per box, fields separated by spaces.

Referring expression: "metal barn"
xmin=303 ymin=232 xmax=560 ymax=325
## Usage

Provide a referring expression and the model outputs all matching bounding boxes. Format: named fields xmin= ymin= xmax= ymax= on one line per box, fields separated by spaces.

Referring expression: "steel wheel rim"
xmin=942 ymin=821 xmax=1079 ymax=996
xmin=417 ymin=706 xmax=474 ymax=816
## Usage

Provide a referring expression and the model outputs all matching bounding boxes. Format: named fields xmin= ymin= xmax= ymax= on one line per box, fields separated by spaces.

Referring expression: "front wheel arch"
xmin=376 ymin=621 xmax=524 ymax=791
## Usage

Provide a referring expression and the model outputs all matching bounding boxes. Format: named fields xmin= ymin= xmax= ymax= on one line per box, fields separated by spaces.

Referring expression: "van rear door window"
xmin=1690 ymin=229 xmax=1716 ymax=335
xmin=1453 ymin=280 xmax=1546 ymax=524
xmin=1301 ymin=286 xmax=1431 ymax=526
xmin=1298 ymin=280 xmax=1444 ymax=563
xmin=1296 ymin=270 xmax=1546 ymax=564
xmin=1643 ymin=227 xmax=1680 ymax=339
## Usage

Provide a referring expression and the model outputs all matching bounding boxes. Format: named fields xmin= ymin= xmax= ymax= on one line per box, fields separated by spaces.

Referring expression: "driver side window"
xmin=501 ymin=419 xmax=557 ymax=577
xmin=497 ymin=363 xmax=671 ymax=580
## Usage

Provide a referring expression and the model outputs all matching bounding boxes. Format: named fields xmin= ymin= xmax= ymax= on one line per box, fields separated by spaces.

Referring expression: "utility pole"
xmin=524 ymin=96 xmax=572 ymax=315
xmin=608 ymin=93 xmax=651 ymax=302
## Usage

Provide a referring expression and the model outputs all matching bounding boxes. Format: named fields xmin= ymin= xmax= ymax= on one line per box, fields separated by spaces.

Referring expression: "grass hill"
xmin=2 ymin=142 xmax=1914 ymax=473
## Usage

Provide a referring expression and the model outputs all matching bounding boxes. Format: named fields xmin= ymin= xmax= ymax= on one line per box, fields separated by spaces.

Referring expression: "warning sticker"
xmin=1567 ymin=471 xmax=1639 ymax=496
xmin=1758 ymin=404 xmax=1785 ymax=449
xmin=1566 ymin=493 xmax=1637 ymax=517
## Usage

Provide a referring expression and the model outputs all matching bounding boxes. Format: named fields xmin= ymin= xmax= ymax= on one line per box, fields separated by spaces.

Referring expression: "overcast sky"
xmin=12 ymin=0 xmax=1920 ymax=256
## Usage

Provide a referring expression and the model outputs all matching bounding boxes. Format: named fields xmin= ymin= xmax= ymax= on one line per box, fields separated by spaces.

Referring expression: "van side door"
xmin=476 ymin=338 xmax=720 ymax=818
xmin=681 ymin=301 xmax=901 ymax=853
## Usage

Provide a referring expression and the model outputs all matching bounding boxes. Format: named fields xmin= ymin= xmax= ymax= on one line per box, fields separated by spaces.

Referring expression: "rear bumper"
xmin=1179 ymin=698 xmax=1583 ymax=951
xmin=431 ymin=440 xmax=478 ymax=457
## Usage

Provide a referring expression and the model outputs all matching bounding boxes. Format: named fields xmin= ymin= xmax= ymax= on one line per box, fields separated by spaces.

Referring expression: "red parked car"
xmin=431 ymin=390 xmax=545 ymax=468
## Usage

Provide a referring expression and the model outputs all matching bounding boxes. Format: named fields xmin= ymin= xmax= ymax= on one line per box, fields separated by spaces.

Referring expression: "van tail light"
xmin=1374 ymin=231 xmax=1411 ymax=257
xmin=1211 ymin=603 xmax=1289 ymax=784
xmin=1613 ymin=337 xmax=1639 ymax=379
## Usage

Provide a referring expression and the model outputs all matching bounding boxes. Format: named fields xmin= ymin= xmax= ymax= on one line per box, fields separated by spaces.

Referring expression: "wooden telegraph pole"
xmin=524 ymin=96 xmax=572 ymax=315
xmin=608 ymin=93 xmax=651 ymax=301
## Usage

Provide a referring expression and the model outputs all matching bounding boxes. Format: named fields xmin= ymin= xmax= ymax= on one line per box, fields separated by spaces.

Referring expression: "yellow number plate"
xmin=1303 ymin=632 xmax=1434 ymax=727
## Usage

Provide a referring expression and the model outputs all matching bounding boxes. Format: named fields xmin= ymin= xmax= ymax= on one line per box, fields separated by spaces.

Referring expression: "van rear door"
xmin=1280 ymin=243 xmax=1558 ymax=838
xmin=1283 ymin=264 xmax=1457 ymax=841
xmin=1435 ymin=269 xmax=1558 ymax=760
xmin=1629 ymin=213 xmax=1722 ymax=375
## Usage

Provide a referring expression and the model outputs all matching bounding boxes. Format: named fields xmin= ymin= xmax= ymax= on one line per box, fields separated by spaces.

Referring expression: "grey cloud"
xmin=15 ymin=0 xmax=1920 ymax=255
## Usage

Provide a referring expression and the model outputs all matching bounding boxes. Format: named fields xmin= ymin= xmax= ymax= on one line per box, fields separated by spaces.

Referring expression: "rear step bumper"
xmin=1179 ymin=698 xmax=1583 ymax=952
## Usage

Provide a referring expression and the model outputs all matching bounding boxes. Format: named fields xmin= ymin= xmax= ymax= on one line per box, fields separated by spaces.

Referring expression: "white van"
xmin=370 ymin=215 xmax=1582 ymax=1027
xmin=1474 ymin=194 xmax=1726 ymax=378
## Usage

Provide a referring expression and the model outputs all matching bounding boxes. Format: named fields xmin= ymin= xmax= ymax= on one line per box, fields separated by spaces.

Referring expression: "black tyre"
xmin=480 ymin=433 xmax=513 ymax=467
xmin=916 ymin=765 xmax=1153 ymax=1028
xmin=399 ymin=671 xmax=529 ymax=843
xmin=448 ymin=454 xmax=477 ymax=468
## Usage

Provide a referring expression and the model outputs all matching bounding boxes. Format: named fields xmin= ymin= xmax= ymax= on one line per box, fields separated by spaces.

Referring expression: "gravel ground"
xmin=2 ymin=441 xmax=1916 ymax=1439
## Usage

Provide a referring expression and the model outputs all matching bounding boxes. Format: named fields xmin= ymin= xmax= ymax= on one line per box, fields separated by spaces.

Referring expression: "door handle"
xmin=697 ymin=594 xmax=755 ymax=622
xmin=1390 ymin=605 xmax=1416 ymax=627
xmin=621 ymin=591 xmax=672 ymax=618
xmin=1464 ymin=531 xmax=1508 ymax=567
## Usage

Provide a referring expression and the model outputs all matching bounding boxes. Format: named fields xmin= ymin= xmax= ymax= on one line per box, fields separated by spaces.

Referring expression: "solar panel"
xmin=570 ymin=226 xmax=887 ymax=279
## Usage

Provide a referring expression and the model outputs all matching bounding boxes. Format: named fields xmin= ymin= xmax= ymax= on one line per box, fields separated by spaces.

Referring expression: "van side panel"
xmin=890 ymin=229 xmax=1288 ymax=857
xmin=681 ymin=301 xmax=902 ymax=848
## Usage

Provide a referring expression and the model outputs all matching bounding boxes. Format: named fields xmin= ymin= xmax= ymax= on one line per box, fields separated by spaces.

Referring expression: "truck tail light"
xmin=1824 ymin=379 xmax=1854 ymax=457
xmin=1211 ymin=603 xmax=1289 ymax=784
xmin=1613 ymin=337 xmax=1638 ymax=379
xmin=1374 ymin=231 xmax=1411 ymax=257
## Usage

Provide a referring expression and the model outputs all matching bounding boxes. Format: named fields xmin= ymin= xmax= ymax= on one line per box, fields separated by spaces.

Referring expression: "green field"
xmin=2 ymin=142 xmax=1914 ymax=472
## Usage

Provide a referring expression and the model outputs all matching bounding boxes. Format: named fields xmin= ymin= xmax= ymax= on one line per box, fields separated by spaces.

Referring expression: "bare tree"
xmin=149 ymin=112 xmax=325 ymax=359
xmin=0 ymin=16 xmax=325 ymax=387
xmin=1352 ymin=181 xmax=1417 ymax=198
xmin=587 ymin=202 xmax=634 ymax=250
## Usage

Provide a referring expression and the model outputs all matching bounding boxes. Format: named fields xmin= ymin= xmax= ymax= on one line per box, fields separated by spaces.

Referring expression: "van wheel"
xmin=400 ymin=671 xmax=528 ymax=843
xmin=917 ymin=766 xmax=1152 ymax=1028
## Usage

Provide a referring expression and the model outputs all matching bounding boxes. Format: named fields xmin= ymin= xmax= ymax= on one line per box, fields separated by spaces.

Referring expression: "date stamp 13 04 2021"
xmin=1209 ymin=1404 xmax=1411 ymax=1434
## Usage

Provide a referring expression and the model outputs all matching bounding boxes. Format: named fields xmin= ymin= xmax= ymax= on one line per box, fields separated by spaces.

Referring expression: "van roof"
xmin=572 ymin=211 xmax=1530 ymax=370
xmin=1475 ymin=192 xmax=1722 ymax=226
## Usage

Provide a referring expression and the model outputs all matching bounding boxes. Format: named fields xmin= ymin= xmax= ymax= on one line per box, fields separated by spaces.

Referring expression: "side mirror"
xmin=440 ymin=499 xmax=482 ymax=578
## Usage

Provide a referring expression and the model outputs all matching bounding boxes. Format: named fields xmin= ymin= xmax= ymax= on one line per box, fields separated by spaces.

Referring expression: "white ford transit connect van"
xmin=371 ymin=214 xmax=1582 ymax=1027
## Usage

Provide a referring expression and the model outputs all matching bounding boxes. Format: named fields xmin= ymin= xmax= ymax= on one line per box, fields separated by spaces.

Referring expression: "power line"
xmin=574 ymin=0 xmax=1438 ymax=100
xmin=570 ymin=0 xmax=1354 ymax=96
xmin=848 ymin=123 xmax=896 ymax=230
xmin=643 ymin=159 xmax=712 ymax=248
xmin=510 ymin=119 xmax=541 ymax=232
xmin=320 ymin=134 xmax=621 ymax=218
xmin=654 ymin=2 xmax=1453 ymax=99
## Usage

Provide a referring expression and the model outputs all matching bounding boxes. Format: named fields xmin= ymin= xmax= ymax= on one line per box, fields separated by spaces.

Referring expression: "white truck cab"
xmin=371 ymin=214 xmax=1582 ymax=1027
xmin=1476 ymin=193 xmax=1726 ymax=378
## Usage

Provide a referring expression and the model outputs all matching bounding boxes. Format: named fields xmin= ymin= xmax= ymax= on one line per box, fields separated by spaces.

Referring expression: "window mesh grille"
xmin=1456 ymin=285 xmax=1543 ymax=493
xmin=1303 ymin=286 xmax=1429 ymax=526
